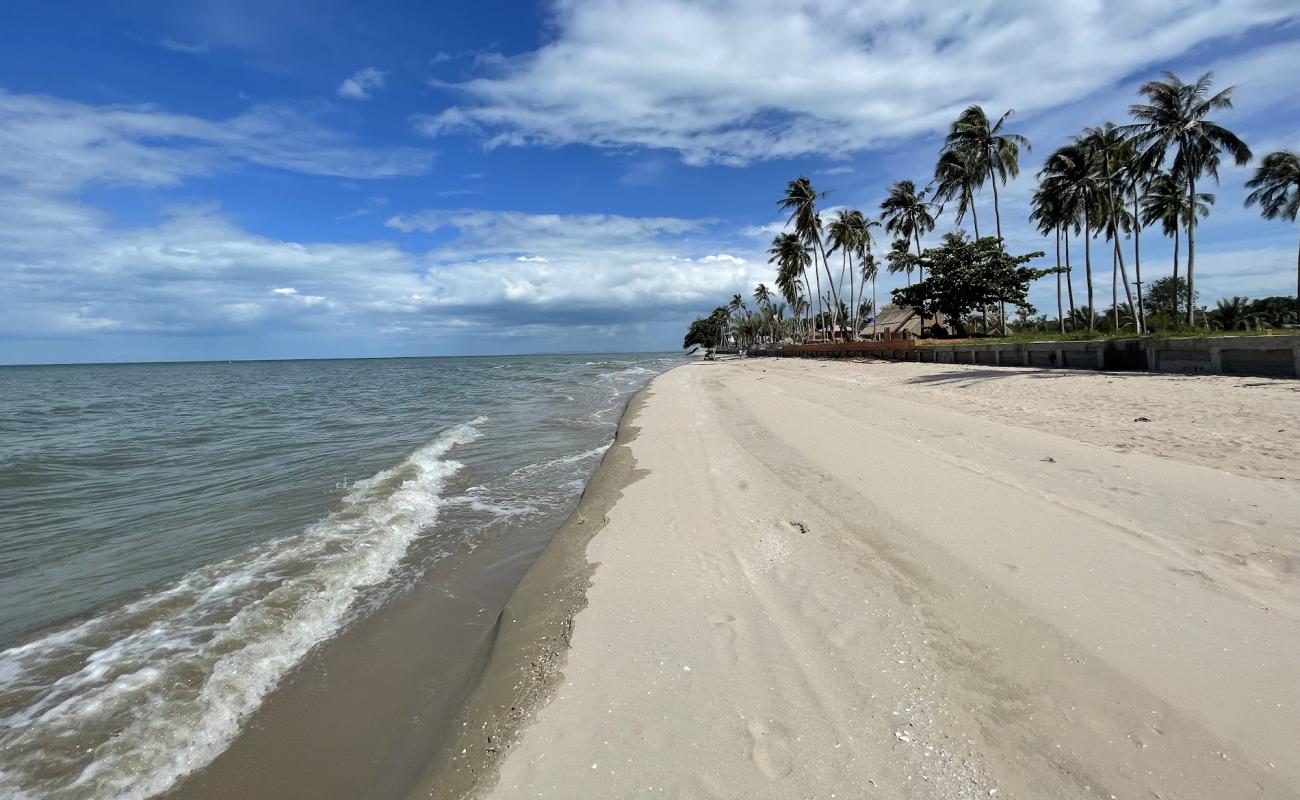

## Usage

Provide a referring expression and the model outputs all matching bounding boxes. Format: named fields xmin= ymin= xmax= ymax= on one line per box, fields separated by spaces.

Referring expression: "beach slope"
xmin=479 ymin=359 xmax=1300 ymax=799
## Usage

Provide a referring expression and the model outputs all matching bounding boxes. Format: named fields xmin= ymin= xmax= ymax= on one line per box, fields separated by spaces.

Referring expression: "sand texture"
xmin=479 ymin=359 xmax=1300 ymax=799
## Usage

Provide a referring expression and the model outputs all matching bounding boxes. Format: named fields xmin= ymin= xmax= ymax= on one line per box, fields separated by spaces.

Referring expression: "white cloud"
xmin=418 ymin=0 xmax=1296 ymax=164
xmin=337 ymin=67 xmax=387 ymax=100
xmin=2 ymin=201 xmax=769 ymax=348
xmin=158 ymin=38 xmax=209 ymax=55
xmin=0 ymin=90 xmax=433 ymax=192
xmin=817 ymin=166 xmax=855 ymax=176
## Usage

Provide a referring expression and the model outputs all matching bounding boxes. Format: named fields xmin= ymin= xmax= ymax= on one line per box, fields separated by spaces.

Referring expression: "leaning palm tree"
xmin=860 ymin=252 xmax=880 ymax=338
xmin=933 ymin=149 xmax=982 ymax=238
xmin=941 ymin=105 xmax=1030 ymax=240
xmin=769 ymin=233 xmax=813 ymax=341
xmin=1244 ymin=150 xmax=1300 ymax=316
xmin=1142 ymin=171 xmax=1214 ymax=316
xmin=778 ymin=177 xmax=844 ymax=337
xmin=1127 ymin=71 xmax=1252 ymax=325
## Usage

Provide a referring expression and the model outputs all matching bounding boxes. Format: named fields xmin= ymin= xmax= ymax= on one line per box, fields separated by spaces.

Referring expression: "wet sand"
xmin=436 ymin=358 xmax=1300 ymax=799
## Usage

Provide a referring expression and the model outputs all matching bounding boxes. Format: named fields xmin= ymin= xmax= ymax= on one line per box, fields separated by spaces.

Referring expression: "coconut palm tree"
xmin=826 ymin=209 xmax=877 ymax=339
xmin=1141 ymin=172 xmax=1214 ymax=317
xmin=932 ymin=149 xmax=982 ymax=238
xmin=860 ymin=252 xmax=880 ymax=338
xmin=1029 ymin=186 xmax=1068 ymax=332
xmin=1127 ymin=71 xmax=1252 ymax=325
xmin=753 ymin=283 xmax=774 ymax=345
xmin=1082 ymin=123 xmax=1138 ymax=328
xmin=941 ymin=105 xmax=1030 ymax=241
xmin=885 ymin=238 xmax=915 ymax=286
xmin=880 ymin=180 xmax=935 ymax=269
xmin=1040 ymin=141 xmax=1099 ymax=329
xmin=769 ymin=233 xmax=812 ymax=341
xmin=778 ymin=177 xmax=844 ymax=337
xmin=1244 ymin=150 xmax=1300 ymax=316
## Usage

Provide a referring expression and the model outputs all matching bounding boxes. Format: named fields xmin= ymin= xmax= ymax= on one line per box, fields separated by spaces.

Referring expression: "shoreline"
xmin=408 ymin=381 xmax=656 ymax=799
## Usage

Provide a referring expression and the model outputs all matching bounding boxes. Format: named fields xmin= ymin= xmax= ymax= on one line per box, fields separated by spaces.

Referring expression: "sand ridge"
xmin=475 ymin=358 xmax=1300 ymax=799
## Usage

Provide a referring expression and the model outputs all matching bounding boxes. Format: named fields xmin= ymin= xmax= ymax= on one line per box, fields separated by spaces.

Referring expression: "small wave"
xmin=0 ymin=417 xmax=486 ymax=800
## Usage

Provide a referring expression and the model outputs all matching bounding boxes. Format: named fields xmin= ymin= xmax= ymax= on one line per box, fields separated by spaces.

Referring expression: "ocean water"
xmin=0 ymin=353 xmax=679 ymax=800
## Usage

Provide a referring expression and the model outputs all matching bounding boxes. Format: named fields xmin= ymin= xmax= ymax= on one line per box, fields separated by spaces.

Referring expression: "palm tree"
xmin=880 ymin=180 xmax=935 ymax=269
xmin=885 ymin=238 xmax=914 ymax=285
xmin=1029 ymin=186 xmax=1067 ymax=332
xmin=1244 ymin=151 xmax=1300 ymax=316
xmin=778 ymin=177 xmax=844 ymax=338
xmin=753 ymin=283 xmax=774 ymax=345
xmin=827 ymin=209 xmax=877 ymax=339
xmin=933 ymin=149 xmax=981 ymax=238
xmin=860 ymin=252 xmax=880 ymax=338
xmin=1142 ymin=171 xmax=1214 ymax=316
xmin=1127 ymin=71 xmax=1252 ymax=325
xmin=1211 ymin=296 xmax=1263 ymax=330
xmin=1040 ymin=141 xmax=1098 ymax=329
xmin=769 ymin=233 xmax=812 ymax=341
xmin=1082 ymin=123 xmax=1138 ymax=329
xmin=941 ymin=105 xmax=1030 ymax=241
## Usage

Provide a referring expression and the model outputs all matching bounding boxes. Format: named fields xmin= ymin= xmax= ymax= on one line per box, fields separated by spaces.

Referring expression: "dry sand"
xmin=454 ymin=359 xmax=1300 ymax=799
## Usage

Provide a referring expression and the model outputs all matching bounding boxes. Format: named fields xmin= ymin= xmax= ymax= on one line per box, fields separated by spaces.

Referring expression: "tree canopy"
xmin=890 ymin=234 xmax=1048 ymax=334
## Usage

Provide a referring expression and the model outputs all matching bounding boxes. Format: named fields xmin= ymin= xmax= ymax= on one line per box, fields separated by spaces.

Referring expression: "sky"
xmin=1 ymin=0 xmax=1298 ymax=364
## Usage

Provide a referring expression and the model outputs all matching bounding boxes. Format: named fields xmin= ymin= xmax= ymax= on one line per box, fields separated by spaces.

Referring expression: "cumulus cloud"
xmin=2 ymin=199 xmax=770 ymax=352
xmin=337 ymin=67 xmax=387 ymax=100
xmin=417 ymin=0 xmax=1295 ymax=164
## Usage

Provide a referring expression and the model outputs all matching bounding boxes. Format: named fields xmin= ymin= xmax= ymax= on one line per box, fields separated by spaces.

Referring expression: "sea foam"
xmin=0 ymin=417 xmax=485 ymax=800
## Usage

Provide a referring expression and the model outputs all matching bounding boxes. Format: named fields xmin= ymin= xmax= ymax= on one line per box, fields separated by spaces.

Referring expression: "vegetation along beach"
xmin=3 ymin=3 xmax=1299 ymax=800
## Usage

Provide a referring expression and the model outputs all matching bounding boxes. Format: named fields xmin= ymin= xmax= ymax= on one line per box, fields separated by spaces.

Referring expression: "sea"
xmin=0 ymin=353 xmax=681 ymax=800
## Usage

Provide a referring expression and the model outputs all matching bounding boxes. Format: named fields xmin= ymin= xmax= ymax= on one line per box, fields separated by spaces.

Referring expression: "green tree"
xmin=1244 ymin=150 xmax=1300 ymax=316
xmin=1142 ymin=275 xmax=1195 ymax=316
xmin=890 ymin=233 xmax=1048 ymax=336
xmin=1127 ymin=71 xmax=1252 ymax=324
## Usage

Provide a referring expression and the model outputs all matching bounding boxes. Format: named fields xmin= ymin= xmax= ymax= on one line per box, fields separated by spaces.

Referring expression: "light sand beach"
xmin=429 ymin=358 xmax=1300 ymax=800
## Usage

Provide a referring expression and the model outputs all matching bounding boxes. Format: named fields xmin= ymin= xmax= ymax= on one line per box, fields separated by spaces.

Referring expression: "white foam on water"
xmin=0 ymin=417 xmax=486 ymax=800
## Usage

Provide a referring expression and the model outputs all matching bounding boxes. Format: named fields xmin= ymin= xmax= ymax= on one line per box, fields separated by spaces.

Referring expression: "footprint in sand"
xmin=710 ymin=614 xmax=739 ymax=665
xmin=746 ymin=719 xmax=793 ymax=780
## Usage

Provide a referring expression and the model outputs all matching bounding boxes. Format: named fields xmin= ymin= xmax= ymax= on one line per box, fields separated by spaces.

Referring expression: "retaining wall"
xmin=750 ymin=334 xmax=1300 ymax=379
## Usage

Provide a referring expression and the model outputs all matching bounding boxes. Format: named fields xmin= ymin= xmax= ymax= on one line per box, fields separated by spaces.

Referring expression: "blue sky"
xmin=2 ymin=0 xmax=1298 ymax=364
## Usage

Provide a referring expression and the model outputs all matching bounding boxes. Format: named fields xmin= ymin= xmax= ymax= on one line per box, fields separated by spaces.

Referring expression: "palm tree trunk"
xmin=1084 ymin=211 xmax=1095 ymax=331
xmin=1115 ymin=237 xmax=1135 ymax=322
xmin=913 ymin=229 xmax=926 ymax=335
xmin=872 ymin=275 xmax=878 ymax=339
xmin=1186 ymin=174 xmax=1197 ymax=327
xmin=970 ymin=187 xmax=981 ymax=239
xmin=1295 ymin=224 xmax=1300 ymax=320
xmin=989 ymin=163 xmax=1002 ymax=240
xmin=1132 ymin=186 xmax=1146 ymax=334
xmin=1055 ymin=226 xmax=1064 ymax=333
xmin=1172 ymin=230 xmax=1180 ymax=317
xmin=814 ymin=239 xmax=844 ymax=340
xmin=1111 ymin=242 xmax=1119 ymax=330
xmin=1065 ymin=231 xmax=1076 ymax=324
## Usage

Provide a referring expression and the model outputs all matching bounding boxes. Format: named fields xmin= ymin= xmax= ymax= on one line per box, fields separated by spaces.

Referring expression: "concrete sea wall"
xmin=752 ymin=334 xmax=1300 ymax=379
